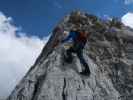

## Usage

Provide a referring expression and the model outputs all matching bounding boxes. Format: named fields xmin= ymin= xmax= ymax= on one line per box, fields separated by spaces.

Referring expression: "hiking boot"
xmin=80 ymin=68 xmax=90 ymax=76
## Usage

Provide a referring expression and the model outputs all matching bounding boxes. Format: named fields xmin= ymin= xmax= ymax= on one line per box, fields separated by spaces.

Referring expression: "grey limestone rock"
xmin=7 ymin=11 xmax=133 ymax=100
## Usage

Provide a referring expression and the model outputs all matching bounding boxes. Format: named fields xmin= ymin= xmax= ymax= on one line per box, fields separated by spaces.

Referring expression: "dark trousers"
xmin=66 ymin=47 xmax=89 ymax=71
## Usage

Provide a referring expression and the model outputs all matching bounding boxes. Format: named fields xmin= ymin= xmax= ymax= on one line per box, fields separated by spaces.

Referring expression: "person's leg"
xmin=77 ymin=50 xmax=90 ymax=76
xmin=65 ymin=47 xmax=75 ymax=63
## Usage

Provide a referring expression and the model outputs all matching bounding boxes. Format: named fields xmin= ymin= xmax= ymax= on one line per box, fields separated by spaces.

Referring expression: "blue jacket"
xmin=62 ymin=31 xmax=87 ymax=49
xmin=62 ymin=31 xmax=79 ymax=43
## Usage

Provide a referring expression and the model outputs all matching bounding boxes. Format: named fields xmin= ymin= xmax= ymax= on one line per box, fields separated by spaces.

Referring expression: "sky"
xmin=0 ymin=0 xmax=133 ymax=37
xmin=0 ymin=0 xmax=133 ymax=99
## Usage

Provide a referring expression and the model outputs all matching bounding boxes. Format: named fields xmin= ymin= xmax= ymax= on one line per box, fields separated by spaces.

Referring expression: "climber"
xmin=61 ymin=28 xmax=91 ymax=76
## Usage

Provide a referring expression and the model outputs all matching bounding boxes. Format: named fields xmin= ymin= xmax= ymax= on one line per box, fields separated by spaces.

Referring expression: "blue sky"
xmin=0 ymin=0 xmax=133 ymax=37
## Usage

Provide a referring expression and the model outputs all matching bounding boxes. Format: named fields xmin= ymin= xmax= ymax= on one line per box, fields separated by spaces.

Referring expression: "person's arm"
xmin=61 ymin=32 xmax=72 ymax=43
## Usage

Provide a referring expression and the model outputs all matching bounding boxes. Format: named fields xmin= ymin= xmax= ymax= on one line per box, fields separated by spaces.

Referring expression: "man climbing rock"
xmin=61 ymin=28 xmax=91 ymax=76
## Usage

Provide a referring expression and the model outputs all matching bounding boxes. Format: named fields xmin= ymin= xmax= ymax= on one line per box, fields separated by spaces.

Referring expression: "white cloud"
xmin=124 ymin=0 xmax=133 ymax=5
xmin=0 ymin=12 xmax=49 ymax=98
xmin=122 ymin=12 xmax=133 ymax=28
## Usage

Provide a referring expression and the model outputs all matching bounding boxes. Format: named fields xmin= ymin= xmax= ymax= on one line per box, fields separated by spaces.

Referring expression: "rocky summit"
xmin=7 ymin=11 xmax=133 ymax=100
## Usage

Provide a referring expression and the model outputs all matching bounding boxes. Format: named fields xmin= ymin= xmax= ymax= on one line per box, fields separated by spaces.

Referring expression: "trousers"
xmin=65 ymin=46 xmax=89 ymax=70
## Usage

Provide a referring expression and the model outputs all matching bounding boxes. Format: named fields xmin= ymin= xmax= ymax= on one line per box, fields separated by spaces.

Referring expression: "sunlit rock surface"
xmin=7 ymin=11 xmax=133 ymax=100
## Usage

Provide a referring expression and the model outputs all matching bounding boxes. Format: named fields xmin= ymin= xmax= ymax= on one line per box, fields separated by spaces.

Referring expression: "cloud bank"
xmin=124 ymin=0 xmax=133 ymax=5
xmin=0 ymin=12 xmax=49 ymax=98
xmin=122 ymin=12 xmax=133 ymax=28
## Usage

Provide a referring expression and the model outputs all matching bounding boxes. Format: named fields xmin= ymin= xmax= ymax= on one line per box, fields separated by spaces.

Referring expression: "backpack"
xmin=73 ymin=32 xmax=87 ymax=49
xmin=76 ymin=32 xmax=87 ymax=44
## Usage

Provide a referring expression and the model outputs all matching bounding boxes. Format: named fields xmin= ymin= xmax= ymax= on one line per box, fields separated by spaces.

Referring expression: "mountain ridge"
xmin=7 ymin=11 xmax=133 ymax=100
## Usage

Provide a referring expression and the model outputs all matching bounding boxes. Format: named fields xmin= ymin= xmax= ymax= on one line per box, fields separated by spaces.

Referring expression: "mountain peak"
xmin=7 ymin=11 xmax=133 ymax=100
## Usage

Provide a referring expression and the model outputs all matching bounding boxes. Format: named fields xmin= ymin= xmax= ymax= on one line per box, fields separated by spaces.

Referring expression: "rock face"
xmin=7 ymin=11 xmax=133 ymax=100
